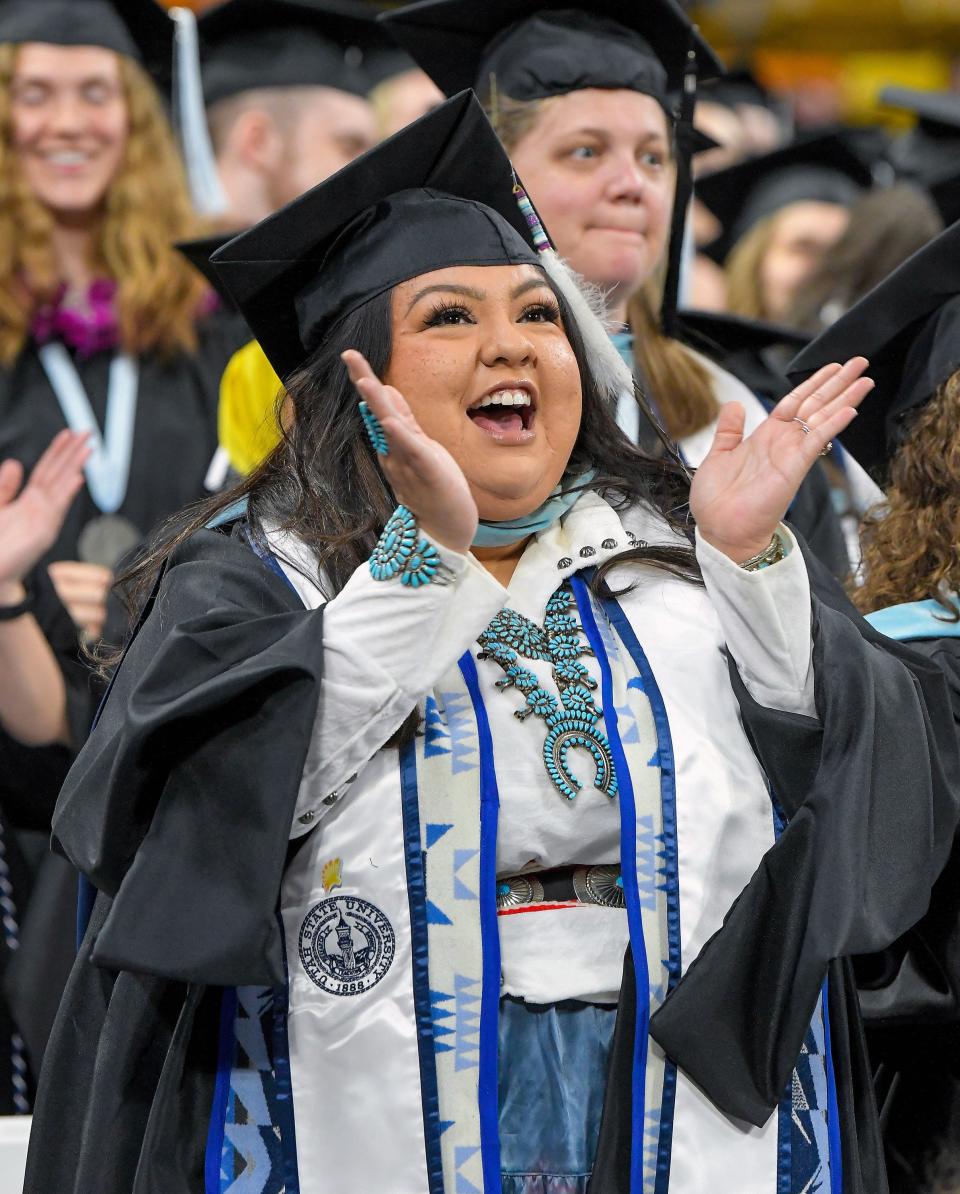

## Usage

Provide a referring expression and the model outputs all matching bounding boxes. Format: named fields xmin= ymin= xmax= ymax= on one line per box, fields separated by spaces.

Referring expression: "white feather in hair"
xmin=539 ymin=248 xmax=636 ymax=402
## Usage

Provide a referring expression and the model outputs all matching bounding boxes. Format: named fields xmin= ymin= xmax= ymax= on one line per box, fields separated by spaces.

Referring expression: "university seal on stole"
xmin=298 ymin=895 xmax=396 ymax=996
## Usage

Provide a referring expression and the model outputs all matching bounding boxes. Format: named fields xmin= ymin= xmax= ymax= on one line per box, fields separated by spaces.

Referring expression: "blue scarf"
xmin=208 ymin=476 xmax=598 ymax=550
xmin=472 ymin=470 xmax=596 ymax=547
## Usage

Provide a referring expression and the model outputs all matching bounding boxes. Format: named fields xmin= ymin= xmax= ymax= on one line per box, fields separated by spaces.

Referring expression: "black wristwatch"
xmin=0 ymin=592 xmax=33 ymax=621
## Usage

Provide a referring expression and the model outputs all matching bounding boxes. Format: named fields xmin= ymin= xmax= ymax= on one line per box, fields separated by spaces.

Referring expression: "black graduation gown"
xmin=0 ymin=567 xmax=100 ymax=1110
xmin=0 ymin=309 xmax=248 ymax=568
xmin=641 ymin=553 xmax=960 ymax=1194
xmin=25 ymin=531 xmax=960 ymax=1193
xmin=25 ymin=523 xmax=325 ymax=1194
xmin=853 ymin=634 xmax=960 ymax=1193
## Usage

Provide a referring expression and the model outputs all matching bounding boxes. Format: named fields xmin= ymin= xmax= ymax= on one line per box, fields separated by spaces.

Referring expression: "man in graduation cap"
xmin=25 ymin=86 xmax=960 ymax=1194
xmin=201 ymin=0 xmax=379 ymax=229
xmin=789 ymin=217 xmax=960 ymax=1194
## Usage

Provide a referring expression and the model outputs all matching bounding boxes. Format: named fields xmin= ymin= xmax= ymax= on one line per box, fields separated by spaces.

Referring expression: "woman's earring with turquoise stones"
xmin=359 ymin=400 xmax=389 ymax=456
xmin=369 ymin=505 xmax=445 ymax=587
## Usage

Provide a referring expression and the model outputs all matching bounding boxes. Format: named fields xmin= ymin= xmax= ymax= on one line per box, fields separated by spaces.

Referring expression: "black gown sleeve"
xmin=647 ymin=543 xmax=960 ymax=1128
xmin=51 ymin=525 xmax=325 ymax=989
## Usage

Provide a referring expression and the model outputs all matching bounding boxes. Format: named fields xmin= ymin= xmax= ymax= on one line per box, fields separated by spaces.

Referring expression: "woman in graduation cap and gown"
xmin=381 ymin=0 xmax=851 ymax=581
xmin=790 ymin=220 xmax=960 ymax=1194
xmin=0 ymin=0 xmax=248 ymax=638
xmin=25 ymin=93 xmax=960 ymax=1194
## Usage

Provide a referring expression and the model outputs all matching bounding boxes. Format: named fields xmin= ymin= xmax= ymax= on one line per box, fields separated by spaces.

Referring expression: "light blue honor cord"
xmin=471 ymin=470 xmax=597 ymax=547
xmin=38 ymin=342 xmax=140 ymax=514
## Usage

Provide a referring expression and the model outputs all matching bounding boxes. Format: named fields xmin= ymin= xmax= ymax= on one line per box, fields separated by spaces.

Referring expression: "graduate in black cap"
xmin=697 ymin=132 xmax=873 ymax=322
xmin=25 ymin=89 xmax=960 ymax=1194
xmin=382 ymin=0 xmax=852 ymax=576
xmin=200 ymin=0 xmax=379 ymax=229
xmin=788 ymin=218 xmax=960 ymax=1194
xmin=0 ymin=0 xmax=248 ymax=639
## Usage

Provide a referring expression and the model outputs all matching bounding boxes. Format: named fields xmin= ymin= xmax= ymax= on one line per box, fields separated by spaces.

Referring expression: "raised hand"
xmin=342 ymin=350 xmax=479 ymax=554
xmin=0 ymin=430 xmax=91 ymax=599
xmin=690 ymin=357 xmax=874 ymax=563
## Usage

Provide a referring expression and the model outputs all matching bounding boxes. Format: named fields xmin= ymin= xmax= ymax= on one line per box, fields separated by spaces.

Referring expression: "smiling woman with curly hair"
xmin=0 ymin=0 xmax=247 ymax=639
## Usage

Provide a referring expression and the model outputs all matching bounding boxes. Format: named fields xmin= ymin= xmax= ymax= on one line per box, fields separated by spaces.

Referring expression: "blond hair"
xmin=724 ymin=213 xmax=778 ymax=321
xmin=0 ymin=45 xmax=207 ymax=365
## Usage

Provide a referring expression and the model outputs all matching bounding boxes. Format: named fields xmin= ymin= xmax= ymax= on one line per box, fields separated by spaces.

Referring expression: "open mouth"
xmin=467 ymin=386 xmax=537 ymax=443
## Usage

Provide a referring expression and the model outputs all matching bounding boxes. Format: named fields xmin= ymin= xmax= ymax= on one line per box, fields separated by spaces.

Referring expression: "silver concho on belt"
xmin=298 ymin=896 xmax=396 ymax=997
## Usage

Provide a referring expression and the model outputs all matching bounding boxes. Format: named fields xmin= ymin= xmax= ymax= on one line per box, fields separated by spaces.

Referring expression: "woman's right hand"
xmin=342 ymin=350 xmax=478 ymax=555
xmin=0 ymin=430 xmax=91 ymax=602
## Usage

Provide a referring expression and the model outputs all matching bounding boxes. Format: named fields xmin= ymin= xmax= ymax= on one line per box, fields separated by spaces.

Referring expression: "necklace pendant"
xmin=478 ymin=583 xmax=618 ymax=802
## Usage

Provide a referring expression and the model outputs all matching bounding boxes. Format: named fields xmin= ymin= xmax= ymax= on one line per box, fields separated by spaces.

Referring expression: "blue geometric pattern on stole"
xmin=770 ymin=797 xmax=833 ymax=1193
xmin=424 ymin=696 xmax=452 ymax=759
xmin=592 ymin=586 xmax=684 ymax=1194
xmin=438 ymin=691 xmax=480 ymax=774
xmin=455 ymin=1145 xmax=483 ymax=1193
xmin=786 ymin=1015 xmax=832 ymax=1192
xmin=218 ymin=987 xmax=287 ymax=1194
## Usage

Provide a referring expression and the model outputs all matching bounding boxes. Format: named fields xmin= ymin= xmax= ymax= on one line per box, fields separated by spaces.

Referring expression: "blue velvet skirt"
xmin=498 ymin=997 xmax=618 ymax=1194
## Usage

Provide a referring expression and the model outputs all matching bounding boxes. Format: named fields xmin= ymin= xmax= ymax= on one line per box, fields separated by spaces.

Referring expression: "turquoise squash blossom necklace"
xmin=477 ymin=584 xmax=619 ymax=801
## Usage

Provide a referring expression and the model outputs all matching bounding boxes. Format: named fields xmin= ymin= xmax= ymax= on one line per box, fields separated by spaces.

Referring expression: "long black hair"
xmin=116 ymin=267 xmax=698 ymax=621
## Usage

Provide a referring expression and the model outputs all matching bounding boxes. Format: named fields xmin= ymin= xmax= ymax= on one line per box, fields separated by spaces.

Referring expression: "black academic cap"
xmin=881 ymin=87 xmax=960 ymax=225
xmin=677 ymin=310 xmax=809 ymax=358
xmin=696 ymin=132 xmax=874 ymax=262
xmin=786 ymin=218 xmax=960 ymax=479
xmin=199 ymin=0 xmax=375 ymax=106
xmin=0 ymin=0 xmax=173 ymax=85
xmin=677 ymin=310 xmax=809 ymax=406
xmin=699 ymin=67 xmax=777 ymax=113
xmin=209 ymin=91 xmax=542 ymax=381
xmin=336 ymin=4 xmax=421 ymax=92
xmin=176 ymin=231 xmax=243 ymax=310
xmin=379 ymin=0 xmax=724 ymax=108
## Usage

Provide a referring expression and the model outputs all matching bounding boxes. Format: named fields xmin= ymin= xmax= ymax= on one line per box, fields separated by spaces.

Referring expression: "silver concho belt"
xmin=496 ymin=864 xmax=624 ymax=910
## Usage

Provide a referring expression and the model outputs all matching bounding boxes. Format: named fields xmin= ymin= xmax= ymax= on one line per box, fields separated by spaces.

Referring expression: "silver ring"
xmin=792 ymin=417 xmax=813 ymax=435
xmin=819 ymin=441 xmax=833 ymax=457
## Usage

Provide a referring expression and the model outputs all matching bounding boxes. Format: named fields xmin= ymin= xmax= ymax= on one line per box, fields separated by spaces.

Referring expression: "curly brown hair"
xmin=0 ymin=45 xmax=207 ymax=366
xmin=854 ymin=370 xmax=960 ymax=620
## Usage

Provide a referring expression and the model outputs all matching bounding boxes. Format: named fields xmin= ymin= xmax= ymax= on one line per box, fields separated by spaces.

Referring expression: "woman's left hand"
xmin=690 ymin=357 xmax=874 ymax=563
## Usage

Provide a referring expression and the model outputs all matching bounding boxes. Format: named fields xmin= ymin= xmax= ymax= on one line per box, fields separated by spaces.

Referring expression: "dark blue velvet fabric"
xmin=499 ymin=997 xmax=617 ymax=1194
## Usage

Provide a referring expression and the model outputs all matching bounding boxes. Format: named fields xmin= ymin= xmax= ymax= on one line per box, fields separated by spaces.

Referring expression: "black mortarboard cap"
xmin=199 ymin=0 xmax=375 ymax=106
xmin=677 ymin=310 xmax=809 ymax=406
xmin=697 ymin=132 xmax=873 ymax=262
xmin=699 ymin=67 xmax=777 ymax=113
xmin=881 ymin=86 xmax=960 ymax=225
xmin=787 ymin=218 xmax=960 ymax=479
xmin=0 ymin=0 xmax=173 ymax=87
xmin=209 ymin=91 xmax=542 ymax=380
xmin=379 ymin=0 xmax=723 ymax=107
xmin=176 ymin=231 xmax=243 ymax=315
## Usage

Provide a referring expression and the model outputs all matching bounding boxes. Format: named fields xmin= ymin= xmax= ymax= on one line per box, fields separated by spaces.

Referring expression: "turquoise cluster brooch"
xmin=477 ymin=585 xmax=618 ymax=801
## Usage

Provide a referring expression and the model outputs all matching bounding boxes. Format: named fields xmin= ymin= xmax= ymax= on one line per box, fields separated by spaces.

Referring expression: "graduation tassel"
xmin=513 ymin=180 xmax=635 ymax=404
xmin=660 ymin=37 xmax=700 ymax=339
xmin=169 ymin=7 xmax=230 ymax=219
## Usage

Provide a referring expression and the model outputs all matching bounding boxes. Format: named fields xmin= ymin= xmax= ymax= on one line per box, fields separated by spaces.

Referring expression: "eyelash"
xmin=422 ymin=299 xmax=561 ymax=328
